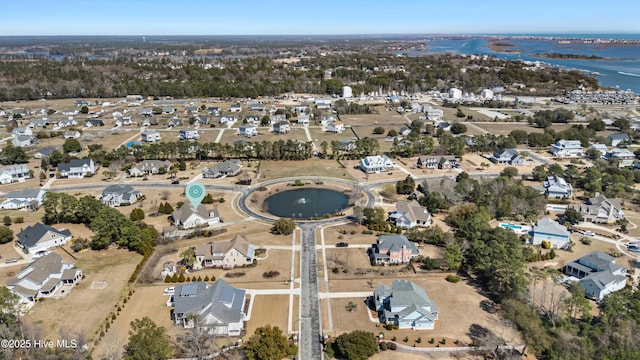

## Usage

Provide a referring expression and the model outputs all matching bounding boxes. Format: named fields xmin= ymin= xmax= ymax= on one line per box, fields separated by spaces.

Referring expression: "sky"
xmin=2 ymin=0 xmax=638 ymax=36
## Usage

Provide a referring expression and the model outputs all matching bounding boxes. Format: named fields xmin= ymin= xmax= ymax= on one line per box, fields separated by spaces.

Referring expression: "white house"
xmin=229 ymin=104 xmax=242 ymax=113
xmin=373 ymin=280 xmax=439 ymax=330
xmin=172 ymin=203 xmax=220 ymax=229
xmin=202 ymin=159 xmax=242 ymax=178
xmin=564 ymin=251 xmax=627 ymax=302
xmin=179 ymin=129 xmax=199 ymax=140
xmin=6 ymin=253 xmax=82 ymax=303
xmin=359 ymin=155 xmax=394 ymax=173
xmin=16 ymin=223 xmax=72 ymax=255
xmin=532 ymin=218 xmax=570 ymax=249
xmin=550 ymin=140 xmax=583 ymax=158
xmin=327 ymin=121 xmax=345 ymax=133
xmin=12 ymin=135 xmax=36 ymax=148
xmin=220 ymin=116 xmax=237 ymax=125
xmin=449 ymin=88 xmax=462 ymax=99
xmin=171 ymin=279 xmax=245 ymax=336
xmin=58 ymin=159 xmax=96 ymax=179
xmin=487 ymin=148 xmax=523 ymax=165
xmin=0 ymin=164 xmax=30 ymax=184
xmin=239 ymin=124 xmax=258 ymax=137
xmin=101 ymin=184 xmax=142 ymax=207
xmin=608 ymin=133 xmax=630 ymax=147
xmin=544 ymin=175 xmax=573 ymax=199
xmin=606 ymin=148 xmax=635 ymax=167
xmin=273 ymin=121 xmax=290 ymax=134
xmin=572 ymin=193 xmax=624 ymax=224
xmin=425 ymin=108 xmax=444 ymax=121
xmin=63 ymin=131 xmax=81 ymax=139
xmin=141 ymin=129 xmax=161 ymax=143
xmin=297 ymin=113 xmax=310 ymax=125
xmin=0 ymin=188 xmax=46 ymax=210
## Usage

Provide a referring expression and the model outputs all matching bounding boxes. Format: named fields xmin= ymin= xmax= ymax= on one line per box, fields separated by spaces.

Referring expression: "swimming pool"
xmin=499 ymin=223 xmax=532 ymax=234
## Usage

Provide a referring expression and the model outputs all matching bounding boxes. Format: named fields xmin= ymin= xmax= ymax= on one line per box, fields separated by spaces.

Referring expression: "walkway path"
xmin=214 ymin=128 xmax=225 ymax=143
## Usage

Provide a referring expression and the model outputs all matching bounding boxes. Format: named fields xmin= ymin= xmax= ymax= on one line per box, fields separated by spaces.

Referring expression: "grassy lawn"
xmin=258 ymin=159 xmax=354 ymax=182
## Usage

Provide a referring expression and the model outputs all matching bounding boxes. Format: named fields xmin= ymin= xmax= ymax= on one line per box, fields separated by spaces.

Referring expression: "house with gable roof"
xmin=101 ymin=184 xmax=141 ymax=207
xmin=369 ymin=234 xmax=419 ymax=265
xmin=0 ymin=188 xmax=46 ymax=210
xmin=359 ymin=155 xmax=394 ymax=173
xmin=0 ymin=164 xmax=30 ymax=184
xmin=389 ymin=200 xmax=432 ymax=229
xmin=6 ymin=253 xmax=82 ymax=303
xmin=606 ymin=148 xmax=635 ymax=167
xmin=239 ymin=124 xmax=258 ymax=137
xmin=193 ymin=235 xmax=255 ymax=270
xmin=572 ymin=193 xmax=624 ymax=224
xmin=202 ymin=159 xmax=242 ymax=178
xmin=550 ymin=140 xmax=583 ymax=158
xmin=273 ymin=121 xmax=290 ymax=134
xmin=172 ymin=203 xmax=220 ymax=229
xmin=543 ymin=175 xmax=573 ymax=199
xmin=488 ymin=148 xmax=523 ymax=165
xmin=608 ymin=133 xmax=630 ymax=147
xmin=373 ymin=280 xmax=439 ymax=330
xmin=171 ymin=279 xmax=246 ymax=335
xmin=128 ymin=160 xmax=172 ymax=177
xmin=57 ymin=158 xmax=95 ymax=179
xmin=532 ymin=218 xmax=570 ymax=249
xmin=16 ymin=223 xmax=72 ymax=255
xmin=141 ymin=129 xmax=161 ymax=143
xmin=563 ymin=251 xmax=627 ymax=302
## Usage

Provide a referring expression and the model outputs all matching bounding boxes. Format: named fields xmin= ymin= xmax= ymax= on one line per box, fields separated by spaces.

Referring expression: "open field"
xmin=218 ymin=127 xmax=309 ymax=145
xmin=245 ymin=295 xmax=290 ymax=336
xmin=257 ymin=159 xmax=354 ymax=182
xmin=339 ymin=110 xmax=408 ymax=127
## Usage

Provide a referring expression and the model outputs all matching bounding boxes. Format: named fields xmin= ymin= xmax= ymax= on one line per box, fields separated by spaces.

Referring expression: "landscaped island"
xmin=531 ymin=53 xmax=609 ymax=60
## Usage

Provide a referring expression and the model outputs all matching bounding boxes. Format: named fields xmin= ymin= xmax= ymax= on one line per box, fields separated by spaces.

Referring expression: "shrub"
xmin=416 ymin=337 xmax=422 ymax=343
xmin=391 ymin=335 xmax=396 ymax=341
xmin=581 ymin=237 xmax=592 ymax=245
xmin=388 ymin=342 xmax=397 ymax=350
xmin=541 ymin=240 xmax=551 ymax=249
xmin=262 ymin=271 xmax=280 ymax=278
xmin=445 ymin=275 xmax=461 ymax=283
xmin=403 ymin=336 xmax=409 ymax=343
xmin=428 ymin=338 xmax=434 ymax=344
xmin=439 ymin=338 xmax=446 ymax=344
xmin=14 ymin=217 xmax=24 ymax=224
xmin=380 ymin=342 xmax=387 ymax=351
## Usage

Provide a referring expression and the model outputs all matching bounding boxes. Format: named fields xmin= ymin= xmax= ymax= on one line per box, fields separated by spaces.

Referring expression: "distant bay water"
xmin=418 ymin=34 xmax=640 ymax=93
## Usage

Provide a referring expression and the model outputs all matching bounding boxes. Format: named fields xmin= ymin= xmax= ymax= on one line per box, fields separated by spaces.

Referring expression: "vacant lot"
xmin=218 ymin=127 xmax=309 ymax=145
xmin=258 ymin=159 xmax=353 ymax=182
xmin=245 ymin=295 xmax=290 ymax=336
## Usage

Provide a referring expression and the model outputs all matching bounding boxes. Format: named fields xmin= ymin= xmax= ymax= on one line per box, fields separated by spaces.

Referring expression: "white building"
xmin=327 ymin=121 xmax=345 ymax=133
xmin=550 ymin=140 xmax=583 ymax=158
xmin=179 ymin=129 xmax=199 ymax=140
xmin=58 ymin=159 xmax=96 ymax=179
xmin=449 ymin=88 xmax=462 ymax=99
xmin=16 ymin=223 xmax=72 ymax=255
xmin=342 ymin=86 xmax=353 ymax=98
xmin=239 ymin=124 xmax=258 ymax=137
xmin=359 ymin=155 xmax=394 ymax=173
xmin=480 ymin=89 xmax=494 ymax=100
xmin=141 ymin=129 xmax=161 ymax=143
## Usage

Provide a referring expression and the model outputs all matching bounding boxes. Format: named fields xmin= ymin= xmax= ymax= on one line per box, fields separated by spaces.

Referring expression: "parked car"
xmin=163 ymin=287 xmax=175 ymax=295
xmin=336 ymin=242 xmax=349 ymax=248
xmin=5 ymin=258 xmax=18 ymax=263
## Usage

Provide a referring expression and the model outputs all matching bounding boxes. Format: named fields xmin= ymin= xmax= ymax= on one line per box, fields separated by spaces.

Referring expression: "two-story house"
xmin=172 ymin=203 xmax=220 ymax=229
xmin=58 ymin=159 xmax=95 ymax=179
xmin=141 ymin=129 xmax=161 ymax=143
xmin=359 ymin=155 xmax=394 ymax=173
xmin=543 ymin=175 xmax=573 ymax=199
xmin=373 ymin=280 xmax=438 ymax=330
xmin=101 ymin=184 xmax=141 ymax=207
xmin=193 ymin=236 xmax=255 ymax=270
xmin=369 ymin=234 xmax=419 ymax=265
xmin=388 ymin=200 xmax=432 ymax=229
xmin=179 ymin=129 xmax=199 ymax=140
xmin=564 ymin=251 xmax=627 ymax=302
xmin=16 ymin=223 xmax=72 ymax=255
xmin=239 ymin=124 xmax=258 ymax=137
xmin=488 ymin=148 xmax=523 ymax=165
xmin=550 ymin=140 xmax=583 ymax=158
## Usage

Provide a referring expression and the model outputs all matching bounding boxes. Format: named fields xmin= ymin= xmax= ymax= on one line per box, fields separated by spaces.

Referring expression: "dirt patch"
xmin=245 ymin=295 xmax=290 ymax=336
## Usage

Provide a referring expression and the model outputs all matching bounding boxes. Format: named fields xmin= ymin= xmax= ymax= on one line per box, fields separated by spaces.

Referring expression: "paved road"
xmin=528 ymin=151 xmax=552 ymax=164
xmin=297 ymin=223 xmax=323 ymax=360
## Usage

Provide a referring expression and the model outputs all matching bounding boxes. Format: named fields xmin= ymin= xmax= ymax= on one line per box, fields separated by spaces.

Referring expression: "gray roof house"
xmin=359 ymin=155 xmax=394 ymax=173
xmin=563 ymin=251 xmax=627 ymax=302
xmin=12 ymin=135 xmax=36 ymax=148
xmin=608 ymin=133 xmax=630 ymax=147
xmin=58 ymin=158 xmax=95 ymax=179
xmin=34 ymin=147 xmax=57 ymax=159
xmin=16 ymin=223 xmax=72 ymax=255
xmin=389 ymin=200 xmax=432 ymax=229
xmin=171 ymin=279 xmax=246 ymax=336
xmin=273 ymin=121 xmax=290 ymax=134
xmin=193 ymin=235 xmax=255 ymax=270
xmin=128 ymin=160 xmax=172 ymax=177
xmin=141 ymin=129 xmax=161 ymax=143
xmin=6 ymin=253 xmax=82 ymax=303
xmin=543 ymin=175 xmax=573 ymax=199
xmin=532 ymin=218 xmax=570 ymax=249
xmin=0 ymin=188 xmax=46 ymax=210
xmin=172 ymin=203 xmax=220 ymax=229
xmin=488 ymin=148 xmax=523 ymax=165
xmin=202 ymin=159 xmax=242 ymax=178
xmin=101 ymin=184 xmax=141 ymax=207
xmin=572 ymin=193 xmax=624 ymax=224
xmin=373 ymin=280 xmax=439 ymax=330
xmin=369 ymin=234 xmax=419 ymax=265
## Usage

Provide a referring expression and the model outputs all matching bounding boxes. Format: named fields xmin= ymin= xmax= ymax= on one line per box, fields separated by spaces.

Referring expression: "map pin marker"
xmin=186 ymin=182 xmax=206 ymax=209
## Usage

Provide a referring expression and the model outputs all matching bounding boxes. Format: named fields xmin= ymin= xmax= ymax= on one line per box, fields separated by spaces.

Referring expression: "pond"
xmin=264 ymin=188 xmax=349 ymax=219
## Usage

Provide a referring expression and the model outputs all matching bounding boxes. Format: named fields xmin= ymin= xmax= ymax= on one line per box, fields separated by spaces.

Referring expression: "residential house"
xmin=193 ymin=235 xmax=255 ymax=270
xmin=249 ymin=104 xmax=265 ymax=112
xmin=16 ymin=223 xmax=72 ymax=255
xmin=193 ymin=116 xmax=209 ymax=126
xmin=172 ymin=203 xmax=220 ymax=229
xmin=606 ymin=148 xmax=635 ymax=167
xmin=57 ymin=118 xmax=77 ymax=128
xmin=208 ymin=107 xmax=221 ymax=116
xmin=58 ymin=158 xmax=96 ymax=179
xmin=0 ymin=188 xmax=46 ymax=210
xmin=101 ymin=184 xmax=141 ymax=207
xmin=437 ymin=122 xmax=452 ymax=132
xmin=399 ymin=127 xmax=411 ymax=136
xmin=425 ymin=108 xmax=444 ymax=121
xmin=297 ymin=113 xmax=310 ymax=125
xmin=359 ymin=155 xmax=394 ymax=173
xmin=34 ymin=147 xmax=56 ymax=159
xmin=369 ymin=234 xmax=419 ymax=265
xmin=161 ymin=107 xmax=175 ymax=114
xmin=588 ymin=143 xmax=608 ymax=158
xmin=184 ymin=106 xmax=199 ymax=114
xmin=85 ymin=119 xmax=104 ymax=127
xmin=74 ymin=100 xmax=89 ymax=107
xmin=168 ymin=118 xmax=183 ymax=127
xmin=437 ymin=156 xmax=457 ymax=169
xmin=179 ymin=128 xmax=199 ymax=140
xmin=128 ymin=160 xmax=172 ymax=177
xmin=6 ymin=253 xmax=82 ymax=303
xmin=229 ymin=104 xmax=242 ymax=113
xmin=141 ymin=129 xmax=161 ymax=143
xmin=544 ymin=175 xmax=573 ymax=199
xmin=12 ymin=135 xmax=36 ymax=147
xmin=270 ymin=114 xmax=286 ymax=125
xmin=239 ymin=124 xmax=258 ymax=137
xmin=327 ymin=121 xmax=345 ymax=133
xmin=12 ymin=127 xmax=33 ymax=137
xmin=114 ymin=116 xmax=132 ymax=126
xmin=245 ymin=115 xmax=260 ymax=126
xmin=0 ymin=164 xmax=30 ymax=185
xmin=388 ymin=200 xmax=432 ymax=229
xmin=337 ymin=138 xmax=356 ymax=152
xmin=488 ymin=148 xmax=523 ymax=165
xmin=573 ymin=193 xmax=624 ymax=224
xmin=202 ymin=159 xmax=242 ymax=178
xmin=273 ymin=121 xmax=290 ymax=134
xmin=220 ymin=116 xmax=237 ymax=125
xmin=563 ymin=251 xmax=627 ymax=302
xmin=608 ymin=133 xmax=630 ymax=147
xmin=417 ymin=156 xmax=438 ymax=169
xmin=532 ymin=218 xmax=570 ymax=249
xmin=550 ymin=140 xmax=583 ymax=158
xmin=171 ymin=279 xmax=246 ymax=336
xmin=63 ymin=130 xmax=81 ymax=139
xmin=29 ymin=118 xmax=48 ymax=128
xmin=373 ymin=280 xmax=438 ymax=330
